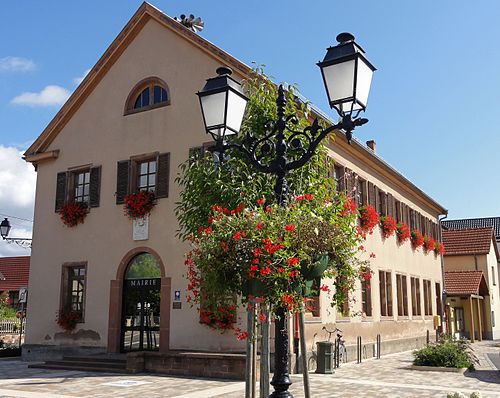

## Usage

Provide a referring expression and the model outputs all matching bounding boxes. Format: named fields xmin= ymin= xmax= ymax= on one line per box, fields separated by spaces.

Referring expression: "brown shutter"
xmin=116 ymin=160 xmax=130 ymax=204
xmin=156 ymin=152 xmax=170 ymax=199
xmin=379 ymin=190 xmax=387 ymax=216
xmin=394 ymin=199 xmax=401 ymax=222
xmin=89 ymin=166 xmax=101 ymax=208
xmin=387 ymin=193 xmax=394 ymax=217
xmin=55 ymin=172 xmax=68 ymax=212
xmin=368 ymin=182 xmax=376 ymax=206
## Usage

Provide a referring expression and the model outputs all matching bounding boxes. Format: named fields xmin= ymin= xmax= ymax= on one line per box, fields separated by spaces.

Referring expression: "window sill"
xmin=380 ymin=316 xmax=395 ymax=321
xmin=304 ymin=317 xmax=322 ymax=324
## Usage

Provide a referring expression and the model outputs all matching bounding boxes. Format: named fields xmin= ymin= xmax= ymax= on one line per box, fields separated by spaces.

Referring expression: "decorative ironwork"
xmin=1 ymin=237 xmax=32 ymax=249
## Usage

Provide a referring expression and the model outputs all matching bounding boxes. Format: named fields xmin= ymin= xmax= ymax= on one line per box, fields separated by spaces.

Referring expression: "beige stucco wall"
xmin=26 ymin=17 xmax=445 ymax=354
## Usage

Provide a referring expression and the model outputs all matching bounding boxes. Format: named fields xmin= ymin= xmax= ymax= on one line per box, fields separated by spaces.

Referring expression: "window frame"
xmin=60 ymin=262 xmax=87 ymax=322
xmin=71 ymin=168 xmax=91 ymax=204
xmin=410 ymin=276 xmax=422 ymax=316
xmin=130 ymin=153 xmax=159 ymax=194
xmin=361 ymin=279 xmax=372 ymax=317
xmin=396 ymin=273 xmax=409 ymax=317
xmin=379 ymin=270 xmax=393 ymax=317
xmin=124 ymin=77 xmax=171 ymax=115
xmin=423 ymin=279 xmax=432 ymax=316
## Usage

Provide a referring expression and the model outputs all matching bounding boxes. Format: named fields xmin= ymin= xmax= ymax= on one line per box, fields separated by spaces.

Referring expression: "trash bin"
xmin=315 ymin=341 xmax=334 ymax=374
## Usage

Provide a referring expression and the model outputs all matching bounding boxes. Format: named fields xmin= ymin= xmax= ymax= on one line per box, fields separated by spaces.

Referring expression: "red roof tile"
xmin=443 ymin=227 xmax=495 ymax=256
xmin=444 ymin=271 xmax=489 ymax=296
xmin=0 ymin=256 xmax=30 ymax=291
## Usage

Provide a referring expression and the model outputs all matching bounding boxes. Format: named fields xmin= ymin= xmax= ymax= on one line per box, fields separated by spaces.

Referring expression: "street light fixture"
xmin=0 ymin=218 xmax=32 ymax=249
xmin=197 ymin=33 xmax=375 ymax=398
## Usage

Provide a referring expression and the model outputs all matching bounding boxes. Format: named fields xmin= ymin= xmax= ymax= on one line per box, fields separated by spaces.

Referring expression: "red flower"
xmin=320 ymin=284 xmax=330 ymax=292
xmin=359 ymin=205 xmax=379 ymax=233
xmin=256 ymin=198 xmax=266 ymax=206
xmin=396 ymin=223 xmax=410 ymax=243
xmin=380 ymin=216 xmax=397 ymax=239
xmin=288 ymin=269 xmax=299 ymax=278
xmin=260 ymin=267 xmax=271 ymax=276
xmin=265 ymin=206 xmax=273 ymax=213
xmin=259 ymin=313 xmax=267 ymax=322
xmin=233 ymin=231 xmax=243 ymax=241
xmin=369 ymin=252 xmax=376 ymax=258
xmin=256 ymin=222 xmax=264 ymax=230
xmin=59 ymin=202 xmax=88 ymax=227
xmin=410 ymin=230 xmax=424 ymax=249
xmin=124 ymin=191 xmax=156 ymax=220
xmin=285 ymin=224 xmax=295 ymax=232
xmin=423 ymin=235 xmax=435 ymax=253
xmin=434 ymin=241 xmax=446 ymax=255
xmin=305 ymin=193 xmax=314 ymax=201
xmin=342 ymin=196 xmax=357 ymax=215
xmin=287 ymin=257 xmax=299 ymax=266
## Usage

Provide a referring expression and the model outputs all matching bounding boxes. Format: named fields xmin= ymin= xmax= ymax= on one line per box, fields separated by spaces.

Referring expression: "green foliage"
xmin=0 ymin=292 xmax=16 ymax=319
xmin=175 ymin=67 xmax=334 ymax=241
xmin=413 ymin=338 xmax=476 ymax=369
xmin=126 ymin=253 xmax=161 ymax=279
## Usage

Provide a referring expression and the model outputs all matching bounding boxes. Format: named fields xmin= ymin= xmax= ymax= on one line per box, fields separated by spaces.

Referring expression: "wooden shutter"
xmin=55 ymin=172 xmax=68 ymax=212
xmin=394 ymin=199 xmax=401 ymax=222
xmin=89 ymin=166 xmax=101 ymax=208
xmin=379 ymin=189 xmax=387 ymax=216
xmin=156 ymin=152 xmax=170 ymax=199
xmin=337 ymin=166 xmax=346 ymax=192
xmin=387 ymin=193 xmax=394 ymax=217
xmin=368 ymin=182 xmax=376 ymax=206
xmin=345 ymin=169 xmax=354 ymax=197
xmin=116 ymin=160 xmax=130 ymax=204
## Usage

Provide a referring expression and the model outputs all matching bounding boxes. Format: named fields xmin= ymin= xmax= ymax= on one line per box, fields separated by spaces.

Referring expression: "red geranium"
xmin=396 ymin=223 xmax=410 ymax=243
xmin=380 ymin=215 xmax=397 ymax=239
xmin=342 ymin=196 xmax=357 ymax=216
xmin=56 ymin=309 xmax=80 ymax=332
xmin=410 ymin=230 xmax=424 ymax=249
xmin=59 ymin=202 xmax=88 ymax=227
xmin=423 ymin=235 xmax=435 ymax=253
xmin=200 ymin=304 xmax=236 ymax=331
xmin=359 ymin=205 xmax=379 ymax=233
xmin=434 ymin=241 xmax=446 ymax=255
xmin=124 ymin=191 xmax=156 ymax=220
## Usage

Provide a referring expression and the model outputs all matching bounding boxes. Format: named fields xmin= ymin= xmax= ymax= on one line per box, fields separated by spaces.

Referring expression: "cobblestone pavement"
xmin=0 ymin=341 xmax=499 ymax=398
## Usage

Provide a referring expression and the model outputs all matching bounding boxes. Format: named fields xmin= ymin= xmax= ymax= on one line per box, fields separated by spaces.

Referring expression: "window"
xmin=435 ymin=282 xmax=442 ymax=317
xmin=334 ymin=164 xmax=345 ymax=192
xmin=55 ymin=166 xmax=101 ymax=211
xmin=492 ymin=266 xmax=496 ymax=286
xmin=356 ymin=177 xmax=367 ymax=207
xmin=396 ymin=274 xmax=408 ymax=317
xmin=116 ymin=153 xmax=170 ymax=204
xmin=361 ymin=279 xmax=372 ymax=317
xmin=423 ymin=279 xmax=432 ymax=316
xmin=125 ymin=77 xmax=170 ymax=114
xmin=379 ymin=271 xmax=393 ymax=317
xmin=61 ymin=263 xmax=87 ymax=321
xmin=411 ymin=277 xmax=421 ymax=316
xmin=377 ymin=189 xmax=387 ymax=216
xmin=395 ymin=200 xmax=402 ymax=223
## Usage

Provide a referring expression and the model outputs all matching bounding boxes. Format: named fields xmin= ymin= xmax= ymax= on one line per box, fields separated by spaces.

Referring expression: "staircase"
xmin=29 ymin=355 xmax=127 ymax=373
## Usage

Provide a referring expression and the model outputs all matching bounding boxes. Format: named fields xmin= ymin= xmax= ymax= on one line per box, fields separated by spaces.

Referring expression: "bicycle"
xmin=322 ymin=326 xmax=347 ymax=366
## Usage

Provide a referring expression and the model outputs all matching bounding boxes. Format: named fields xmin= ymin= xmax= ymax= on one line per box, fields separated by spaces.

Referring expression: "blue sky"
xmin=0 ymin=0 xmax=499 ymax=255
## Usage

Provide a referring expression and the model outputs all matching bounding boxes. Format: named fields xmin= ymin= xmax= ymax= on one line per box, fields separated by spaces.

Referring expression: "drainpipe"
xmin=439 ymin=212 xmax=448 ymax=335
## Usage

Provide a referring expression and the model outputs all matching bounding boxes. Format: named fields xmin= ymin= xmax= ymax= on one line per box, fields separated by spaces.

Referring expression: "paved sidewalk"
xmin=0 ymin=341 xmax=498 ymax=398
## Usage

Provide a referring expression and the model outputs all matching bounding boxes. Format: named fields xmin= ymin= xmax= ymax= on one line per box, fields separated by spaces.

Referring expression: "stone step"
xmin=28 ymin=363 xmax=127 ymax=373
xmin=47 ymin=360 xmax=126 ymax=369
xmin=62 ymin=356 xmax=126 ymax=365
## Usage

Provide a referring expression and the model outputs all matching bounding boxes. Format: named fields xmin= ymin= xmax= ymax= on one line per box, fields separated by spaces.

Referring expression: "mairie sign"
xmin=125 ymin=278 xmax=161 ymax=290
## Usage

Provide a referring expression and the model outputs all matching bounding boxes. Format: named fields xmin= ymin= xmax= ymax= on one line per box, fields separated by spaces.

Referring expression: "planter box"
xmin=410 ymin=365 xmax=467 ymax=374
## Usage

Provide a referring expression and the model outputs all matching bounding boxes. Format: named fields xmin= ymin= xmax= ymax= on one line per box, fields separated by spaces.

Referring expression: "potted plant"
xmin=423 ymin=235 xmax=435 ymax=253
xmin=380 ymin=215 xmax=397 ymax=239
xmin=359 ymin=205 xmax=379 ymax=234
xmin=410 ymin=230 xmax=424 ymax=249
xmin=59 ymin=202 xmax=88 ymax=227
xmin=124 ymin=191 xmax=156 ymax=220
xmin=396 ymin=223 xmax=410 ymax=244
xmin=56 ymin=309 xmax=80 ymax=332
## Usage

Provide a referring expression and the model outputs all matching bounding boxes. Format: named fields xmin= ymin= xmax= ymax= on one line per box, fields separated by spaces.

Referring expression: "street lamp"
xmin=197 ymin=33 xmax=375 ymax=398
xmin=0 ymin=218 xmax=32 ymax=249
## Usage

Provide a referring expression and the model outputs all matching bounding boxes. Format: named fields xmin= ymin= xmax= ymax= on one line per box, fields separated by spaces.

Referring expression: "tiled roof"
xmin=0 ymin=256 xmax=30 ymax=291
xmin=443 ymin=227 xmax=495 ymax=256
xmin=443 ymin=217 xmax=500 ymax=242
xmin=444 ymin=271 xmax=489 ymax=296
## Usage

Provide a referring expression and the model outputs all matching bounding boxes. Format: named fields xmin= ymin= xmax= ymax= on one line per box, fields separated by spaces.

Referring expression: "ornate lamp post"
xmin=197 ymin=33 xmax=375 ymax=398
xmin=0 ymin=218 xmax=32 ymax=249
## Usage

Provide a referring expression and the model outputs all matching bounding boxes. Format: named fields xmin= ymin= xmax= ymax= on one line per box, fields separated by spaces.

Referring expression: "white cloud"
xmin=0 ymin=146 xmax=36 ymax=256
xmin=0 ymin=56 xmax=36 ymax=72
xmin=11 ymin=85 xmax=71 ymax=107
xmin=73 ymin=68 xmax=91 ymax=85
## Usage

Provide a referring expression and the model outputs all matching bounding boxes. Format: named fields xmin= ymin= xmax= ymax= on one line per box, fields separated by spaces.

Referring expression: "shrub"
xmin=413 ymin=339 xmax=475 ymax=369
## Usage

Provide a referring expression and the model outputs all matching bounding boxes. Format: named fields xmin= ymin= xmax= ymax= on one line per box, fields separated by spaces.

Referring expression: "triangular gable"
xmin=24 ymin=2 xmax=251 ymax=160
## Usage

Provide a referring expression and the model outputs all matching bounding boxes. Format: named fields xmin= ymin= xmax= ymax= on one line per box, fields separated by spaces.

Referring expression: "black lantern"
xmin=0 ymin=218 xmax=11 ymax=239
xmin=197 ymin=66 xmax=248 ymax=142
xmin=318 ymin=32 xmax=376 ymax=116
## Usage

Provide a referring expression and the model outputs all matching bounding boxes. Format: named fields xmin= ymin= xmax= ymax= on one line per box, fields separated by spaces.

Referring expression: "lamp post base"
xmin=269 ymin=306 xmax=293 ymax=398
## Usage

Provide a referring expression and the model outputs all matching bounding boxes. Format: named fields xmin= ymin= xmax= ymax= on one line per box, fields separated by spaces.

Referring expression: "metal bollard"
xmin=376 ymin=334 xmax=381 ymax=359
xmin=357 ymin=336 xmax=362 ymax=364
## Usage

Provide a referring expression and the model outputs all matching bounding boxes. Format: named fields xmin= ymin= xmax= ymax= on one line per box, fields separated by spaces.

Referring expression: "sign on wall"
xmin=133 ymin=215 xmax=149 ymax=241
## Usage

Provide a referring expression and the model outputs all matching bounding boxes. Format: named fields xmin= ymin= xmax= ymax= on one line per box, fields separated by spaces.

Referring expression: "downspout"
xmin=439 ymin=212 xmax=448 ymax=335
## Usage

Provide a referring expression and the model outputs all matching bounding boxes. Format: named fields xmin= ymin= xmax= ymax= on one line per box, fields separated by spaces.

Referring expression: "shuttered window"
xmin=361 ymin=279 xmax=372 ymax=317
xmin=334 ymin=165 xmax=345 ymax=192
xmin=55 ymin=166 xmax=101 ymax=211
xmin=115 ymin=153 xmax=170 ymax=204
xmin=379 ymin=270 xmax=393 ymax=317
xmin=411 ymin=277 xmax=422 ymax=316
xmin=423 ymin=279 xmax=432 ymax=316
xmin=396 ymin=274 xmax=408 ymax=317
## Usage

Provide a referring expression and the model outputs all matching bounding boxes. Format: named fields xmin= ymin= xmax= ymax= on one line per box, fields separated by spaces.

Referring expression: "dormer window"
xmin=125 ymin=77 xmax=170 ymax=114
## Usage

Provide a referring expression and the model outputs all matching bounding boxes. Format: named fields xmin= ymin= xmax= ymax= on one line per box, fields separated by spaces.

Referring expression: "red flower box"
xmin=59 ymin=202 xmax=88 ymax=227
xmin=423 ymin=235 xmax=435 ymax=253
xmin=56 ymin=309 xmax=80 ymax=332
xmin=410 ymin=230 xmax=424 ymax=249
xmin=434 ymin=241 xmax=446 ymax=255
xmin=124 ymin=191 xmax=156 ymax=220
xmin=396 ymin=223 xmax=410 ymax=243
xmin=380 ymin=215 xmax=397 ymax=239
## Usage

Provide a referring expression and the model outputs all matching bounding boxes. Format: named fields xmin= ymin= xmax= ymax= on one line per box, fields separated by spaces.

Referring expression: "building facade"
xmin=443 ymin=227 xmax=500 ymax=340
xmin=0 ymin=256 xmax=30 ymax=308
xmin=23 ymin=3 xmax=446 ymax=363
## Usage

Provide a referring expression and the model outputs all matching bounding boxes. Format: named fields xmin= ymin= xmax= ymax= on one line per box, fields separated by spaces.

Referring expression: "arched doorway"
xmin=107 ymin=247 xmax=171 ymax=354
xmin=121 ymin=253 xmax=161 ymax=352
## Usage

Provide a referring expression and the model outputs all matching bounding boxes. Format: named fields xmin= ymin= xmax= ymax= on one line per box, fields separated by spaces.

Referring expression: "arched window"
xmin=125 ymin=77 xmax=170 ymax=114
xmin=125 ymin=253 xmax=162 ymax=279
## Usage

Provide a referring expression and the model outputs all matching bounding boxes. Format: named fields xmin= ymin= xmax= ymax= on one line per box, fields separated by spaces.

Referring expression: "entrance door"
xmin=121 ymin=253 xmax=161 ymax=352
xmin=455 ymin=307 xmax=465 ymax=332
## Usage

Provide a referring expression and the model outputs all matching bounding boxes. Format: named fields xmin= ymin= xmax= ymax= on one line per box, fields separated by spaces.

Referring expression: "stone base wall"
xmin=127 ymin=351 xmax=247 ymax=380
xmin=22 ymin=344 xmax=107 ymax=361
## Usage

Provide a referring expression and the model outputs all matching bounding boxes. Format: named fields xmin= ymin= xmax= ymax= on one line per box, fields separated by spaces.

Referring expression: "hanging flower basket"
xmin=359 ymin=205 xmax=379 ymax=234
xmin=410 ymin=230 xmax=424 ymax=249
xmin=59 ymin=202 xmax=88 ymax=227
xmin=434 ymin=241 xmax=446 ymax=255
xmin=380 ymin=215 xmax=397 ymax=239
xmin=396 ymin=223 xmax=410 ymax=243
xmin=423 ymin=235 xmax=435 ymax=253
xmin=124 ymin=191 xmax=156 ymax=220
xmin=56 ymin=309 xmax=80 ymax=332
